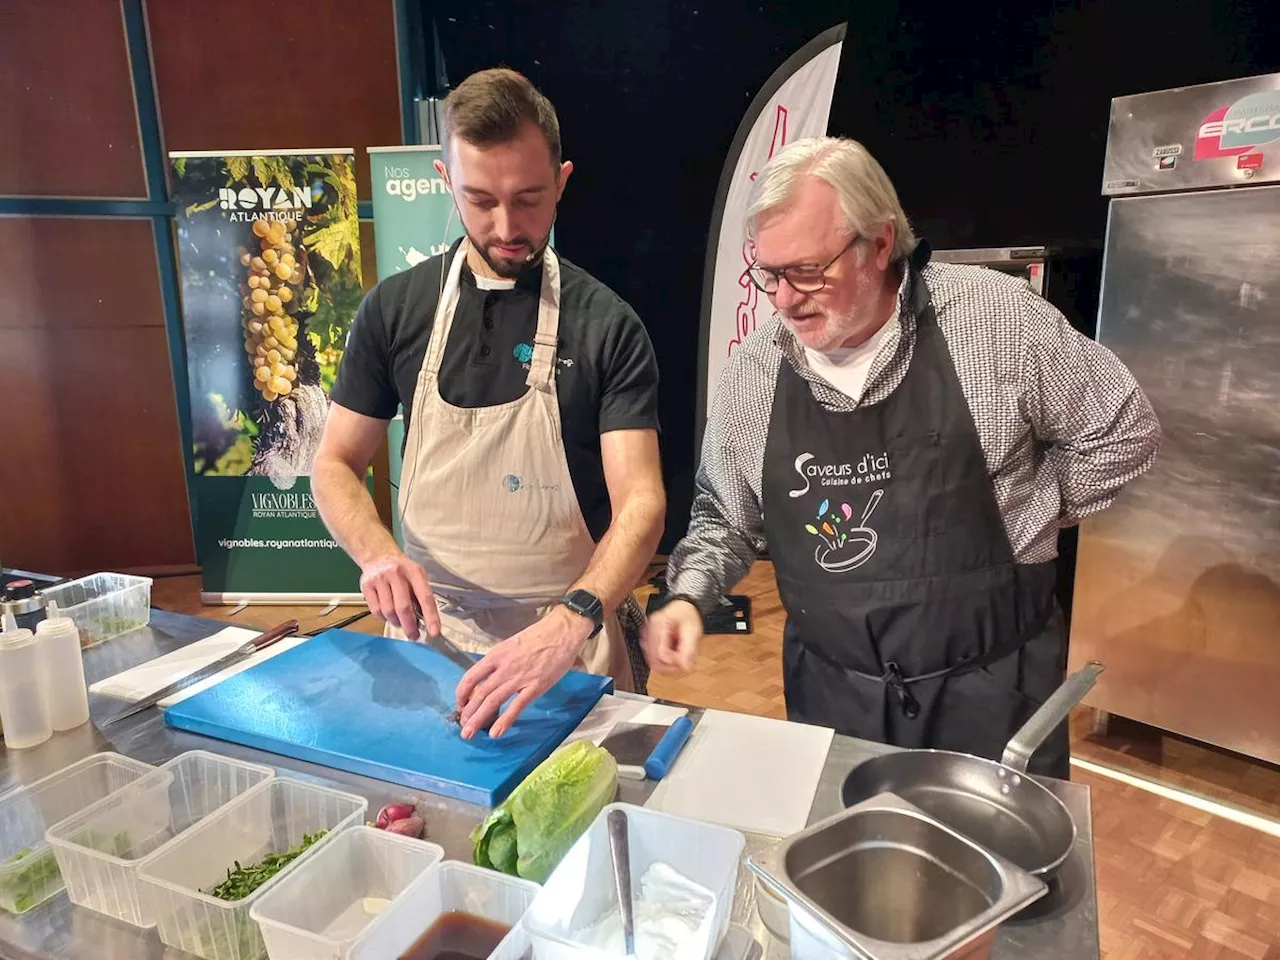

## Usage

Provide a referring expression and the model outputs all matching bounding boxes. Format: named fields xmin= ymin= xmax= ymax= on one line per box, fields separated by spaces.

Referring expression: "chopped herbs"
xmin=0 ymin=848 xmax=61 ymax=913
xmin=207 ymin=830 xmax=328 ymax=901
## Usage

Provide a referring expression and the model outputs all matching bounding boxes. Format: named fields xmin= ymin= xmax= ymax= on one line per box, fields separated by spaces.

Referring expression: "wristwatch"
xmin=560 ymin=589 xmax=604 ymax=638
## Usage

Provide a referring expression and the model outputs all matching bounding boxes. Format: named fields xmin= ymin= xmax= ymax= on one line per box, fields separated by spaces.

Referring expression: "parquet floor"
xmin=152 ymin=560 xmax=1280 ymax=958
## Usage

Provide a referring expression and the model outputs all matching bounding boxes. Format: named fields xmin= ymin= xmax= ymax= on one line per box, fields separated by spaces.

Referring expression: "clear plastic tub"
xmin=350 ymin=860 xmax=541 ymax=960
xmin=38 ymin=573 xmax=153 ymax=648
xmin=137 ymin=777 xmax=367 ymax=960
xmin=45 ymin=750 xmax=274 ymax=927
xmin=0 ymin=752 xmax=157 ymax=913
xmin=250 ymin=825 xmax=445 ymax=960
xmin=522 ymin=803 xmax=746 ymax=960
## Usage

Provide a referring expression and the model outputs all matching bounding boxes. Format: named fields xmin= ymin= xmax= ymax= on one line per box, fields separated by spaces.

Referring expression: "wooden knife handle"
xmin=250 ymin=619 xmax=300 ymax=651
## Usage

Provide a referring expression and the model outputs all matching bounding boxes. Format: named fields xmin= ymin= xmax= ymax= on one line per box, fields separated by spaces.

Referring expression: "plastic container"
xmin=137 ymin=777 xmax=367 ymax=960
xmin=37 ymin=573 xmax=152 ymax=649
xmin=34 ymin=602 xmax=90 ymax=731
xmin=350 ymin=860 xmax=541 ymax=960
xmin=0 ymin=752 xmax=157 ymax=913
xmin=250 ymin=825 xmax=445 ymax=959
xmin=522 ymin=803 xmax=746 ymax=960
xmin=45 ymin=750 xmax=274 ymax=927
xmin=0 ymin=614 xmax=51 ymax=749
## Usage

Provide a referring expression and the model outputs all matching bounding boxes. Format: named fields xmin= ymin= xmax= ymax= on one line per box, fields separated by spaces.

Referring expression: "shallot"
xmin=385 ymin=815 xmax=425 ymax=838
xmin=376 ymin=802 xmax=417 ymax=829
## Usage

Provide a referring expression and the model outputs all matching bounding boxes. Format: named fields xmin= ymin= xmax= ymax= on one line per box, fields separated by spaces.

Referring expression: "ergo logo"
xmin=1195 ymin=91 xmax=1280 ymax=160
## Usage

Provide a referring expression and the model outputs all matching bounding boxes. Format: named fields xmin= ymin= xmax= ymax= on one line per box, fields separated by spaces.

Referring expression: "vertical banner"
xmin=696 ymin=24 xmax=846 ymax=448
xmin=368 ymin=145 xmax=464 ymax=278
xmin=368 ymin=145 xmax=465 ymax=546
xmin=170 ymin=149 xmax=366 ymax=602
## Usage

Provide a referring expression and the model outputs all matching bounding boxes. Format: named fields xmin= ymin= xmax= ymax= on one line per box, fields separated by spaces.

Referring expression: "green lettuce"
xmin=472 ymin=740 xmax=618 ymax=883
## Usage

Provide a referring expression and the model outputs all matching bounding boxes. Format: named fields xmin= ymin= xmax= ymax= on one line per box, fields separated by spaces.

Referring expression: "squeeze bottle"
xmin=0 ymin=613 xmax=52 ymax=748
xmin=35 ymin=602 xmax=90 ymax=730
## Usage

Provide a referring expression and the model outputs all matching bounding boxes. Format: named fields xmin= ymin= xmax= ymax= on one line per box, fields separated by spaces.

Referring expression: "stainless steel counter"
xmin=0 ymin=610 xmax=1098 ymax=959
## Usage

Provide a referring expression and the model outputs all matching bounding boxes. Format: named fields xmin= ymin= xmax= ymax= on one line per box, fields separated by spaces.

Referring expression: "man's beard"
xmin=782 ymin=303 xmax=856 ymax=352
xmin=466 ymin=226 xmax=552 ymax=280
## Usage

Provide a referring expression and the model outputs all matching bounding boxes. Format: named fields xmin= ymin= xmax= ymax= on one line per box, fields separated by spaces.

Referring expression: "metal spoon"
xmin=607 ymin=808 xmax=636 ymax=956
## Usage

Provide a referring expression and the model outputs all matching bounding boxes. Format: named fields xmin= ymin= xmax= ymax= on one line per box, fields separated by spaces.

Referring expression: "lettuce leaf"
xmin=471 ymin=740 xmax=618 ymax=883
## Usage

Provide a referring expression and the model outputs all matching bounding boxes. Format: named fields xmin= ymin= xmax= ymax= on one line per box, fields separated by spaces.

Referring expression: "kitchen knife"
xmin=418 ymin=619 xmax=475 ymax=672
xmin=411 ymin=599 xmax=474 ymax=672
xmin=99 ymin=619 xmax=300 ymax=726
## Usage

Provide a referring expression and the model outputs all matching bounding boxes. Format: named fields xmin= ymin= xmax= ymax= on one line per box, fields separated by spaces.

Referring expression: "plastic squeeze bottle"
xmin=0 ymin=612 xmax=52 ymax=748
xmin=35 ymin=602 xmax=90 ymax=731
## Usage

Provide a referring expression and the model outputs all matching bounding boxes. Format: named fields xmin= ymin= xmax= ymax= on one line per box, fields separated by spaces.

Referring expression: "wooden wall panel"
xmin=0 ymin=217 xmax=166 ymax=330
xmin=0 ymin=217 xmax=193 ymax=575
xmin=146 ymin=0 xmax=402 ymax=198
xmin=0 ymin=1 xmax=146 ymax=198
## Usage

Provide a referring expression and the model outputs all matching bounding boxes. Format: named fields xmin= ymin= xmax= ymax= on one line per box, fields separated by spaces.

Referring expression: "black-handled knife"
xmin=99 ymin=619 xmax=300 ymax=726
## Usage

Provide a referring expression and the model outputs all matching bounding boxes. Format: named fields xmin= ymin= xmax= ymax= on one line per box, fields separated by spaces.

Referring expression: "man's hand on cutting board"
xmin=455 ymin=606 xmax=593 ymax=739
xmin=358 ymin=553 xmax=440 ymax=640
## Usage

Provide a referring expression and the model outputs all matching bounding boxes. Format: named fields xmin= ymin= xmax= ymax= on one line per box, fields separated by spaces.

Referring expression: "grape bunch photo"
xmin=171 ymin=151 xmax=362 ymax=489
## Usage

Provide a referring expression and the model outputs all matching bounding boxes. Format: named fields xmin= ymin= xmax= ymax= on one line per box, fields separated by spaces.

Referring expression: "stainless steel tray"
xmin=746 ymin=791 xmax=1047 ymax=960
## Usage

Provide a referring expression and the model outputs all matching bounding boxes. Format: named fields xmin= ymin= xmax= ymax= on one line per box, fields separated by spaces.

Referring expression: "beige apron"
xmin=389 ymin=239 xmax=631 ymax=689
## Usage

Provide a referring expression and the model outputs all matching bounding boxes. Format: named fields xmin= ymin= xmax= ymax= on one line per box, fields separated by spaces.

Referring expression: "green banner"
xmin=368 ymin=145 xmax=464 ymax=278
xmin=170 ymin=149 xmax=365 ymax=600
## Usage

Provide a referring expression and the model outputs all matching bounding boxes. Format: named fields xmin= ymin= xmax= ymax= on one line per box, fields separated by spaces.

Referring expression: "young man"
xmin=314 ymin=68 xmax=665 ymax=739
xmin=645 ymin=137 xmax=1160 ymax=778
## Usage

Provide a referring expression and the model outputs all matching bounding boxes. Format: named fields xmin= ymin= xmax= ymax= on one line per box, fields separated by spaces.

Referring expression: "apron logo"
xmin=514 ymin=342 xmax=574 ymax=371
xmin=803 ymin=490 xmax=884 ymax=573
xmin=789 ymin=451 xmax=892 ymax=497
xmin=502 ymin=473 xmax=561 ymax=494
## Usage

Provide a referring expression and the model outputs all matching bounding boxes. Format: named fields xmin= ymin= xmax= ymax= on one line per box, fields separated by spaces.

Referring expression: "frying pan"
xmin=840 ymin=660 xmax=1105 ymax=878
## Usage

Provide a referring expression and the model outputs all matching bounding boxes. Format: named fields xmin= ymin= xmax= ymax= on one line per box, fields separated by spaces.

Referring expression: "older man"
xmin=645 ymin=136 xmax=1159 ymax=777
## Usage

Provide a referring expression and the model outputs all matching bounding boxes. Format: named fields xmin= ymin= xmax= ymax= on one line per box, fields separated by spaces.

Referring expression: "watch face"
xmin=566 ymin=590 xmax=602 ymax=621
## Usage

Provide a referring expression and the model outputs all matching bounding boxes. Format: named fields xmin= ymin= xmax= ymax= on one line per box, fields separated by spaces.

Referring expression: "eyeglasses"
xmin=747 ymin=235 xmax=861 ymax=294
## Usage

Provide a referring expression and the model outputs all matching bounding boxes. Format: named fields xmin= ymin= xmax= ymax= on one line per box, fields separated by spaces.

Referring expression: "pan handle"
xmin=1001 ymin=660 xmax=1106 ymax=773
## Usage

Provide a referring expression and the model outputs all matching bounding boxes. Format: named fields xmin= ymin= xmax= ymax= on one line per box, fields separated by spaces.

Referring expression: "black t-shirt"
xmin=331 ymin=242 xmax=661 ymax=541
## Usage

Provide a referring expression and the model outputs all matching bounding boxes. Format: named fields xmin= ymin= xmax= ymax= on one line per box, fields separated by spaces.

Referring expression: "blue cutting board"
xmin=162 ymin=629 xmax=613 ymax=807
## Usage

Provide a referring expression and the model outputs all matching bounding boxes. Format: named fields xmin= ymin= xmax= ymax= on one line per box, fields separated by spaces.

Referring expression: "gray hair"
xmin=745 ymin=136 xmax=916 ymax=263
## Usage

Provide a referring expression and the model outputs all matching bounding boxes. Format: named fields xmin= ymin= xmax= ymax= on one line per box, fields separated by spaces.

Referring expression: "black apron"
xmin=760 ymin=243 xmax=1070 ymax=779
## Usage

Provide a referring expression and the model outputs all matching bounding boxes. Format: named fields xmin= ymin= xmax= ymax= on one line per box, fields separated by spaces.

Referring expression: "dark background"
xmin=428 ymin=0 xmax=1280 ymax=551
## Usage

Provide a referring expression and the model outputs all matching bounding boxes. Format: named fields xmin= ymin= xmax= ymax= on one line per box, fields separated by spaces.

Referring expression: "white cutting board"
xmin=643 ymin=708 xmax=834 ymax=838
xmin=90 ymin=626 xmax=312 ymax=708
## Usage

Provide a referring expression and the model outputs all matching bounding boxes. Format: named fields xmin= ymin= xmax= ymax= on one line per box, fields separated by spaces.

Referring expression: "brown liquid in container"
xmin=397 ymin=911 xmax=512 ymax=960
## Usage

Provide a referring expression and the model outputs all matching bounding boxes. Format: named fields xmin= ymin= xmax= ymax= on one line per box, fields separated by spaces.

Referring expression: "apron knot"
xmin=883 ymin=661 xmax=922 ymax=719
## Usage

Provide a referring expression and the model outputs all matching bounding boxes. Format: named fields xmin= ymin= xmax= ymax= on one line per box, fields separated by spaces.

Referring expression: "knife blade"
xmin=410 ymin=599 xmax=474 ymax=672
xmin=99 ymin=619 xmax=300 ymax=726
xmin=418 ymin=617 xmax=475 ymax=672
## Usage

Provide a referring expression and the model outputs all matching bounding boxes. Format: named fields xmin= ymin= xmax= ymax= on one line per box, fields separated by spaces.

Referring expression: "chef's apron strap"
xmin=526 ymin=247 xmax=562 ymax=392
xmin=909 ymin=237 xmax=933 ymax=272
xmin=425 ymin=240 xmax=471 ymax=377
xmin=907 ymin=243 xmax=936 ymax=324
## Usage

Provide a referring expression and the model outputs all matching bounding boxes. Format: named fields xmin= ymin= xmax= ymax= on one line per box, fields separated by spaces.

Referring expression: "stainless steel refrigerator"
xmin=1068 ymin=72 xmax=1280 ymax=766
